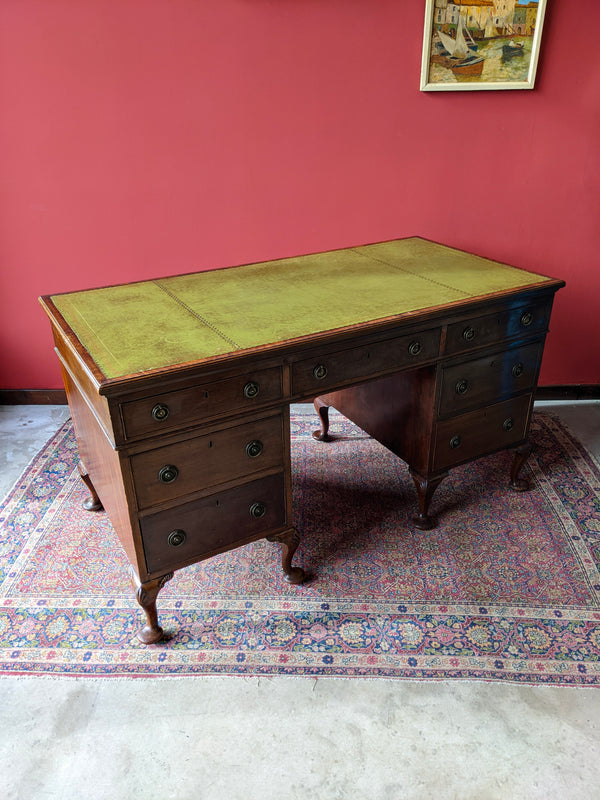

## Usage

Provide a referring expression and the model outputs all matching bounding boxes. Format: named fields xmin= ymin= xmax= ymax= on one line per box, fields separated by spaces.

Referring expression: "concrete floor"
xmin=1 ymin=402 xmax=600 ymax=800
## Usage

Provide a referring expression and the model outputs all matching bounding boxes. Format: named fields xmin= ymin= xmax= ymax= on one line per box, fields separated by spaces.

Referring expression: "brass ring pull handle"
xmin=167 ymin=529 xmax=186 ymax=547
xmin=243 ymin=381 xmax=260 ymax=399
xmin=245 ymin=440 xmax=263 ymax=458
xmin=158 ymin=465 xmax=179 ymax=484
xmin=503 ymin=417 xmax=514 ymax=432
xmin=462 ymin=326 xmax=476 ymax=342
xmin=151 ymin=403 xmax=170 ymax=422
xmin=408 ymin=341 xmax=422 ymax=357
xmin=455 ymin=379 xmax=469 ymax=395
xmin=249 ymin=501 xmax=266 ymax=519
xmin=449 ymin=435 xmax=462 ymax=449
xmin=520 ymin=311 xmax=534 ymax=327
xmin=313 ymin=364 xmax=328 ymax=380
xmin=511 ymin=362 xmax=524 ymax=378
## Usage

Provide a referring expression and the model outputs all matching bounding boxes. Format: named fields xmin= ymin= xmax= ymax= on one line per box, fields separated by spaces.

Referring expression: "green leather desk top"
xmin=48 ymin=237 xmax=555 ymax=381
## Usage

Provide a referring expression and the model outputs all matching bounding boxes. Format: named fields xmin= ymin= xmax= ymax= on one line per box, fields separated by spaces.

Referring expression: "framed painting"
xmin=420 ymin=0 xmax=547 ymax=91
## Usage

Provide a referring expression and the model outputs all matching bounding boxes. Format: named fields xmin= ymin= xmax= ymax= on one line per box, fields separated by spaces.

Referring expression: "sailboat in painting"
xmin=435 ymin=14 xmax=485 ymax=76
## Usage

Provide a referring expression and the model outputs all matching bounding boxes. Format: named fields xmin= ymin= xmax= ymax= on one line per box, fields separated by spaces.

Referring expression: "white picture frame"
xmin=420 ymin=0 xmax=547 ymax=92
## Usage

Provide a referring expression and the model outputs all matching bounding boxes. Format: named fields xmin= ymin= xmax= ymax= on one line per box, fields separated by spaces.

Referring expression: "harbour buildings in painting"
xmin=434 ymin=1 xmax=539 ymax=39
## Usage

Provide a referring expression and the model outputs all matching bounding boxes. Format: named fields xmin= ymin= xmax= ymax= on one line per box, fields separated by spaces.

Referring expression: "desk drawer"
xmin=121 ymin=367 xmax=283 ymax=440
xmin=438 ymin=341 xmax=543 ymax=418
xmin=445 ymin=300 xmax=552 ymax=356
xmin=433 ymin=394 xmax=532 ymax=472
xmin=292 ymin=328 xmax=441 ymax=397
xmin=131 ymin=414 xmax=284 ymax=509
xmin=140 ymin=473 xmax=286 ymax=574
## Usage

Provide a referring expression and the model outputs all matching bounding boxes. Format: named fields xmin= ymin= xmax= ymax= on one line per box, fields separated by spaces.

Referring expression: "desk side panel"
xmin=59 ymin=361 xmax=144 ymax=576
xmin=50 ymin=321 xmax=121 ymax=445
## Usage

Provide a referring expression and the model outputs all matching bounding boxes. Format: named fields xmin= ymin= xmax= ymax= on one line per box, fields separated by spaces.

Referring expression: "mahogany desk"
xmin=40 ymin=238 xmax=564 ymax=643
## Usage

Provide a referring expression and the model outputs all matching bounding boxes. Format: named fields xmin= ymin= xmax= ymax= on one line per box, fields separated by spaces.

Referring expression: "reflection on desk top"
xmin=44 ymin=237 xmax=559 ymax=381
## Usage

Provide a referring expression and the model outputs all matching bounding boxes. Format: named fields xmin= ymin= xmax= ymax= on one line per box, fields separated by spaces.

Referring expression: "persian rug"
xmin=1 ymin=412 xmax=600 ymax=684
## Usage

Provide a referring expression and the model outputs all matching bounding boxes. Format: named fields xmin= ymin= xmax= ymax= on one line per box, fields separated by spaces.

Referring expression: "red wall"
xmin=1 ymin=1 xmax=599 ymax=390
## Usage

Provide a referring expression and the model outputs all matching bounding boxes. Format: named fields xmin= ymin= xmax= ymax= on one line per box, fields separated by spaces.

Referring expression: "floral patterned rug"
xmin=1 ymin=412 xmax=600 ymax=683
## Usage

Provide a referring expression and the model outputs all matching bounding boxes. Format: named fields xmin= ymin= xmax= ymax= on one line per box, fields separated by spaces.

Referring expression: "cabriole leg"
xmin=267 ymin=528 xmax=306 ymax=584
xmin=130 ymin=569 xmax=174 ymax=644
xmin=312 ymin=397 xmax=332 ymax=442
xmin=77 ymin=462 xmax=103 ymax=511
xmin=409 ymin=470 xmax=448 ymax=530
xmin=510 ymin=443 xmax=532 ymax=491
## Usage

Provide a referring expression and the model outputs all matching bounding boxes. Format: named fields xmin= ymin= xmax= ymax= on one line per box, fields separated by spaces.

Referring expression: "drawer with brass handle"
xmin=120 ymin=366 xmax=283 ymax=441
xmin=432 ymin=393 xmax=532 ymax=472
xmin=292 ymin=327 xmax=441 ymax=397
xmin=438 ymin=340 xmax=543 ymax=417
xmin=140 ymin=472 xmax=286 ymax=574
xmin=130 ymin=414 xmax=284 ymax=509
xmin=445 ymin=300 xmax=553 ymax=356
